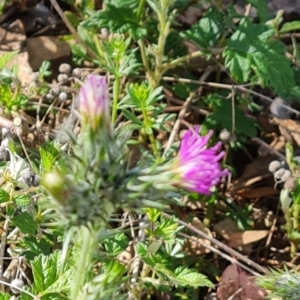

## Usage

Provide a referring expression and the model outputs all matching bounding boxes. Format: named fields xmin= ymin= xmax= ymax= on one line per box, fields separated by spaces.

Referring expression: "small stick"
xmin=163 ymin=212 xmax=267 ymax=274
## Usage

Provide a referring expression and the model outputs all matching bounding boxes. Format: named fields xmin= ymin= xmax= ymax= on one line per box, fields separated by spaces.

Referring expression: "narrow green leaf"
xmin=122 ymin=110 xmax=143 ymax=124
xmin=280 ymin=21 xmax=300 ymax=34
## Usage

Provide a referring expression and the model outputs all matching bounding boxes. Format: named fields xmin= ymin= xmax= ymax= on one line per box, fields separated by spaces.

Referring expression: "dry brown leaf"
xmin=274 ymin=118 xmax=300 ymax=147
xmin=236 ymin=186 xmax=278 ymax=199
xmin=228 ymin=230 xmax=269 ymax=248
xmin=217 ymin=264 xmax=266 ymax=300
xmin=183 ymin=217 xmax=212 ymax=255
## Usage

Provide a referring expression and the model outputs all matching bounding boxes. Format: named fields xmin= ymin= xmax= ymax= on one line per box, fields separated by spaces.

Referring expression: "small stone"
xmin=57 ymin=73 xmax=69 ymax=83
xmin=58 ymin=92 xmax=68 ymax=102
xmin=59 ymin=63 xmax=72 ymax=75
xmin=72 ymin=68 xmax=81 ymax=78
xmin=10 ymin=278 xmax=24 ymax=294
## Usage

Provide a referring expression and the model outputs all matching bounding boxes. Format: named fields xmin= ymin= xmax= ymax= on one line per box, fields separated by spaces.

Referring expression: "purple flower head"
xmin=79 ymin=75 xmax=110 ymax=130
xmin=175 ymin=126 xmax=229 ymax=195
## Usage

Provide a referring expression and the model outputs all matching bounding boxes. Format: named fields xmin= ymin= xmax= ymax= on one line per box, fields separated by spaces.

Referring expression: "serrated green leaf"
xmin=31 ymin=251 xmax=63 ymax=294
xmin=13 ymin=194 xmax=31 ymax=208
xmin=155 ymin=264 xmax=213 ymax=288
xmin=0 ymin=51 xmax=18 ymax=70
xmin=23 ymin=236 xmax=52 ymax=259
xmin=245 ymin=0 xmax=271 ymax=22
xmin=0 ymin=68 xmax=15 ymax=81
xmin=182 ymin=7 xmax=224 ymax=48
xmin=81 ymin=4 xmax=146 ymax=40
xmin=174 ymin=266 xmax=214 ymax=288
xmin=224 ymin=18 xmax=295 ymax=93
xmin=224 ymin=49 xmax=251 ymax=82
xmin=12 ymin=212 xmax=36 ymax=235
xmin=39 ymin=141 xmax=60 ymax=172
xmin=153 ymin=217 xmax=178 ymax=239
xmin=136 ymin=242 xmax=156 ymax=266
xmin=0 ymin=292 xmax=10 ymax=300
xmin=0 ymin=189 xmax=9 ymax=203
xmin=143 ymin=207 xmax=161 ymax=222
xmin=104 ymin=233 xmax=129 ymax=255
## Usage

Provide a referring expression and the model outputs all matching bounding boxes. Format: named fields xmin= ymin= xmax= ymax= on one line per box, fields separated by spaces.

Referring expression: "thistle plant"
xmin=256 ymin=266 xmax=300 ymax=299
xmin=40 ymin=74 xmax=228 ymax=299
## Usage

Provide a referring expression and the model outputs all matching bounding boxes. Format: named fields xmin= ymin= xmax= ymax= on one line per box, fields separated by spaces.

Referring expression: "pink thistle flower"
xmin=175 ymin=126 xmax=229 ymax=195
xmin=79 ymin=75 xmax=110 ymax=130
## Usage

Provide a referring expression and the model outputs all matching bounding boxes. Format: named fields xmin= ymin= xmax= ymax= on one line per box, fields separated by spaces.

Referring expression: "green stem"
xmin=136 ymin=0 xmax=146 ymax=18
xmin=161 ymin=48 xmax=223 ymax=73
xmin=71 ymin=227 xmax=94 ymax=300
xmin=292 ymin=203 xmax=299 ymax=231
xmin=112 ymin=77 xmax=120 ymax=123
xmin=142 ymin=109 xmax=160 ymax=161
xmin=203 ymin=199 xmax=214 ymax=227
xmin=93 ymin=34 xmax=104 ymax=58
xmin=151 ymin=7 xmax=174 ymax=89
xmin=285 ymin=208 xmax=292 ymax=235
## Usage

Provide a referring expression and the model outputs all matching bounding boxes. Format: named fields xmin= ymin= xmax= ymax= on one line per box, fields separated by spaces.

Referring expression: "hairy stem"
xmin=112 ymin=77 xmax=121 ymax=123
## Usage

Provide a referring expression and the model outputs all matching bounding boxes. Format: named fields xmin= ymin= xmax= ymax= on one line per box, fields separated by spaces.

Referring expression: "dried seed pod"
xmin=21 ymin=169 xmax=35 ymax=187
xmin=33 ymin=175 xmax=41 ymax=187
xmin=0 ymin=146 xmax=9 ymax=161
xmin=58 ymin=92 xmax=68 ymax=102
xmin=57 ymin=73 xmax=69 ymax=83
xmin=281 ymin=170 xmax=292 ymax=182
xmin=50 ymin=86 xmax=60 ymax=97
xmin=270 ymin=97 xmax=291 ymax=119
xmin=59 ymin=63 xmax=72 ymax=75
xmin=10 ymin=278 xmax=24 ymax=294
xmin=274 ymin=168 xmax=287 ymax=180
xmin=46 ymin=93 xmax=54 ymax=101
xmin=219 ymin=129 xmax=231 ymax=143
xmin=268 ymin=160 xmax=281 ymax=173
xmin=284 ymin=176 xmax=297 ymax=192
xmin=72 ymin=68 xmax=82 ymax=78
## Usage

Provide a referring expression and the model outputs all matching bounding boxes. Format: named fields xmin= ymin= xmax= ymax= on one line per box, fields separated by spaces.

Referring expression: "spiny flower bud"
xmin=79 ymin=75 xmax=110 ymax=130
xmin=173 ymin=126 xmax=229 ymax=195
xmin=42 ymin=171 xmax=67 ymax=205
